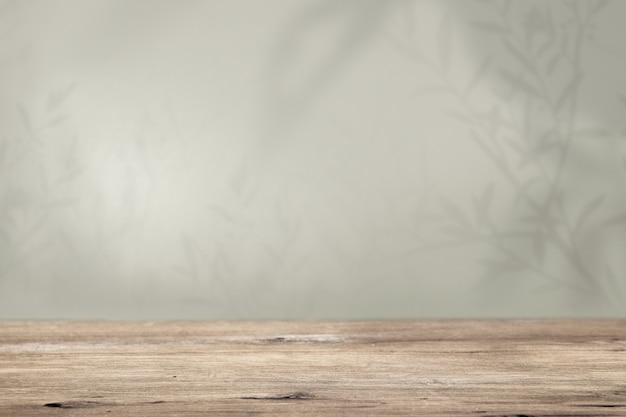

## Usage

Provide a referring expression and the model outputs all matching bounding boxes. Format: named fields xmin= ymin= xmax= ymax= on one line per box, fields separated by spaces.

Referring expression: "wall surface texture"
xmin=1 ymin=0 xmax=625 ymax=319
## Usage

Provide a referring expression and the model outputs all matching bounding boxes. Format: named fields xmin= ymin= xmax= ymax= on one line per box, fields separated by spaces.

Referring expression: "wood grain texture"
xmin=1 ymin=320 xmax=625 ymax=416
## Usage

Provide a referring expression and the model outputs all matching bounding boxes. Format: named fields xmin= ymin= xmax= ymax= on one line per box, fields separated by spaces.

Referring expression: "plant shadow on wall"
xmin=410 ymin=0 xmax=626 ymax=315
xmin=264 ymin=0 xmax=626 ymax=315
xmin=0 ymin=83 xmax=80 ymax=301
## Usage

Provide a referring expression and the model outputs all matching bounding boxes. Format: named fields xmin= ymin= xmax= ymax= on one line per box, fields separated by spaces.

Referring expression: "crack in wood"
xmin=263 ymin=335 xmax=342 ymax=344
xmin=44 ymin=401 xmax=110 ymax=409
xmin=43 ymin=400 xmax=167 ymax=408
xmin=241 ymin=391 xmax=317 ymax=401
xmin=482 ymin=414 xmax=610 ymax=417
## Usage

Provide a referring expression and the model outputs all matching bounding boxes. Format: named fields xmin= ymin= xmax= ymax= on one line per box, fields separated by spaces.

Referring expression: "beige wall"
xmin=1 ymin=0 xmax=625 ymax=319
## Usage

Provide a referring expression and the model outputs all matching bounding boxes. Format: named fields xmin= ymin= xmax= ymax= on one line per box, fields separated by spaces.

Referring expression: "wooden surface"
xmin=1 ymin=320 xmax=625 ymax=416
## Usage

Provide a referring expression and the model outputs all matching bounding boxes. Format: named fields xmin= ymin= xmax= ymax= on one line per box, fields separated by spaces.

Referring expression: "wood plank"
xmin=1 ymin=320 xmax=625 ymax=416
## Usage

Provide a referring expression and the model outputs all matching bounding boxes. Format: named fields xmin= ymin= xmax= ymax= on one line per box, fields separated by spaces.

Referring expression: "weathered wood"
xmin=1 ymin=320 xmax=625 ymax=416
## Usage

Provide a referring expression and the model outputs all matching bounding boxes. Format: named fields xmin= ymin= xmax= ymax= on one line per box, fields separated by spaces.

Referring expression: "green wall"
xmin=1 ymin=0 xmax=624 ymax=319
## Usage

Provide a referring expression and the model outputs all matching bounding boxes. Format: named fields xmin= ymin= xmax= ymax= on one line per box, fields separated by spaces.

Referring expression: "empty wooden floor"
xmin=1 ymin=320 xmax=625 ymax=416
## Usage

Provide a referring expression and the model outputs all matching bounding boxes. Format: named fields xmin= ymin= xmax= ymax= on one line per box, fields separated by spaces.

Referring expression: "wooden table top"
xmin=1 ymin=320 xmax=625 ymax=416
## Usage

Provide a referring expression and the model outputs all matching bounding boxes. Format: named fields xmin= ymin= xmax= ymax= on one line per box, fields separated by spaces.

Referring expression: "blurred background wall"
xmin=1 ymin=0 xmax=625 ymax=319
